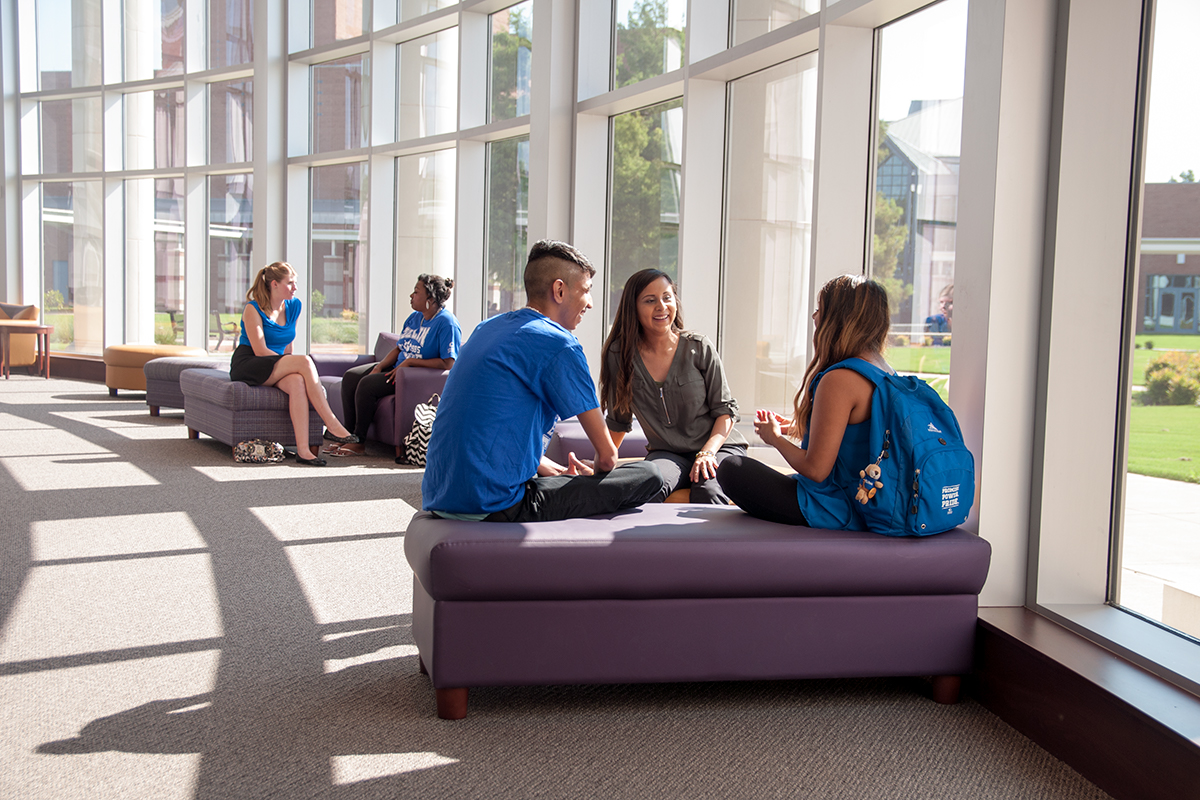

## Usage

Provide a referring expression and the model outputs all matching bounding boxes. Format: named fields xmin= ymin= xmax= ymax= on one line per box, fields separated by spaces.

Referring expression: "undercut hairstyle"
xmin=792 ymin=274 xmax=890 ymax=439
xmin=247 ymin=262 xmax=295 ymax=311
xmin=600 ymin=269 xmax=685 ymax=417
xmin=523 ymin=240 xmax=596 ymax=298
xmin=418 ymin=273 xmax=455 ymax=307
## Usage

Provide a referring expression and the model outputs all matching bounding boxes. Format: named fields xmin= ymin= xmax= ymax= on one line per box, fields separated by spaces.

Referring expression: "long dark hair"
xmin=600 ymin=269 xmax=685 ymax=417
xmin=792 ymin=275 xmax=890 ymax=439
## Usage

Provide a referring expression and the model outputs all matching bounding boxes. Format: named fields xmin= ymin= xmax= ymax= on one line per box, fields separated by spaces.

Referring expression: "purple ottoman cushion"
xmin=545 ymin=418 xmax=650 ymax=463
xmin=405 ymin=505 xmax=991 ymax=603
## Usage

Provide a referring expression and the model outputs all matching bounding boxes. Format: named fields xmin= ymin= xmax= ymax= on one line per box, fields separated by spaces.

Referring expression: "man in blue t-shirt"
xmin=422 ymin=241 xmax=665 ymax=522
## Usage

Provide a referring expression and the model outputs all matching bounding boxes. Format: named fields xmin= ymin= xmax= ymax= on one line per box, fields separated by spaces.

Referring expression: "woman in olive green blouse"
xmin=599 ymin=269 xmax=748 ymax=504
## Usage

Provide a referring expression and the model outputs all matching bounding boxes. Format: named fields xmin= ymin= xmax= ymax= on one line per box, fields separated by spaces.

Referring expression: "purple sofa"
xmin=544 ymin=417 xmax=650 ymax=463
xmin=312 ymin=333 xmax=449 ymax=458
xmin=405 ymin=503 xmax=992 ymax=719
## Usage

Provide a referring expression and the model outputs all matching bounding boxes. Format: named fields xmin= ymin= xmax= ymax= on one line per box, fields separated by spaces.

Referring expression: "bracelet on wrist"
xmin=696 ymin=450 xmax=715 ymax=459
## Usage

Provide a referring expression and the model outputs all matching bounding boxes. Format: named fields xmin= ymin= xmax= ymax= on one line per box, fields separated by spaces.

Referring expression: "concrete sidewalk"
xmin=1120 ymin=473 xmax=1200 ymax=635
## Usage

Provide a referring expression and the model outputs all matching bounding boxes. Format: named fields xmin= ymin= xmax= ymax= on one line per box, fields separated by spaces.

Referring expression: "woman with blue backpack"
xmin=718 ymin=274 xmax=973 ymax=535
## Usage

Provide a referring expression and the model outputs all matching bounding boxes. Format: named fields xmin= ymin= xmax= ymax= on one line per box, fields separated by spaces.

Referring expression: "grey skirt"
xmin=230 ymin=344 xmax=283 ymax=386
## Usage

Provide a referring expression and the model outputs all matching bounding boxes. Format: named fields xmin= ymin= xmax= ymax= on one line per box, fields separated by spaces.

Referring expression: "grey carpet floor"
xmin=0 ymin=376 xmax=1113 ymax=800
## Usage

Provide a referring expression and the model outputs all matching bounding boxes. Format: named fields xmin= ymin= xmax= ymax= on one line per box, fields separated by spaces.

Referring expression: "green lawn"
xmin=1127 ymin=404 xmax=1200 ymax=484
xmin=885 ymin=346 xmax=952 ymax=375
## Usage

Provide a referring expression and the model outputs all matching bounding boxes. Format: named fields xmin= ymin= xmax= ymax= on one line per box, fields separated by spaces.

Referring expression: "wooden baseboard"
xmin=47 ymin=355 xmax=105 ymax=383
xmin=972 ymin=607 xmax=1200 ymax=800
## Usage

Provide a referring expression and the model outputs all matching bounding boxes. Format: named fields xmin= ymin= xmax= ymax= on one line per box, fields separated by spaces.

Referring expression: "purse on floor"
xmin=399 ymin=393 xmax=439 ymax=466
xmin=233 ymin=439 xmax=287 ymax=464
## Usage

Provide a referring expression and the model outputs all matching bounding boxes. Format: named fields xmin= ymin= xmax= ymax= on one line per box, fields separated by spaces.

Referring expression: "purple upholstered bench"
xmin=404 ymin=503 xmax=992 ymax=719
xmin=180 ymin=368 xmax=323 ymax=453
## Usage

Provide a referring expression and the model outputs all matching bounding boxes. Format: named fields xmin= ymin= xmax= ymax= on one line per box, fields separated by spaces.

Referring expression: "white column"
xmin=527 ymin=0 xmax=577 ymax=243
xmin=955 ymin=0 xmax=1058 ymax=606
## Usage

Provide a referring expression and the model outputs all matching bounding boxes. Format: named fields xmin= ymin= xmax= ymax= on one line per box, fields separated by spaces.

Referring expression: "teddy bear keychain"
xmin=855 ymin=463 xmax=883 ymax=504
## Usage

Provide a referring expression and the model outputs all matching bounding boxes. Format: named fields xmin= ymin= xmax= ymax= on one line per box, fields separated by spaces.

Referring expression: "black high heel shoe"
xmin=323 ymin=430 xmax=360 ymax=445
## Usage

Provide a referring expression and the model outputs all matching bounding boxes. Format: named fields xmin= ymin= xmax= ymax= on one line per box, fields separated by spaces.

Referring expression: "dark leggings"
xmin=717 ymin=454 xmax=810 ymax=526
xmin=340 ymin=362 xmax=396 ymax=440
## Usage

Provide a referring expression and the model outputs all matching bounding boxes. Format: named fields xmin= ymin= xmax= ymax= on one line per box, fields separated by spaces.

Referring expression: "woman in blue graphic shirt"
xmin=229 ymin=261 xmax=357 ymax=466
xmin=328 ymin=274 xmax=462 ymax=456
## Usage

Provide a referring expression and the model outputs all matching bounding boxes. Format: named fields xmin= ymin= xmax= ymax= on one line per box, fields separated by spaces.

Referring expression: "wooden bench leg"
xmin=932 ymin=675 xmax=961 ymax=704
xmin=188 ymin=428 xmax=199 ymax=440
xmin=149 ymin=405 xmax=160 ymax=417
xmin=436 ymin=687 xmax=468 ymax=720
xmin=109 ymin=388 xmax=118 ymax=397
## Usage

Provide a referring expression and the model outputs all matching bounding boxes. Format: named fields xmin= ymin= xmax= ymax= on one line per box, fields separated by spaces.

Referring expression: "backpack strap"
xmin=811 ymin=357 xmax=889 ymax=395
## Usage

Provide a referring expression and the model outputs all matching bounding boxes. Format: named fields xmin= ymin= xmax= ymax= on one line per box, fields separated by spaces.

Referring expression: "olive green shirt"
xmin=604 ymin=331 xmax=748 ymax=454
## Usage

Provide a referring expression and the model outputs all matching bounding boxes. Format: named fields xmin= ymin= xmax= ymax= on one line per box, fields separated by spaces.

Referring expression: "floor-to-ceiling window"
xmin=722 ymin=53 xmax=818 ymax=419
xmin=870 ymin=0 xmax=967 ymax=400
xmin=1117 ymin=0 xmax=1200 ymax=641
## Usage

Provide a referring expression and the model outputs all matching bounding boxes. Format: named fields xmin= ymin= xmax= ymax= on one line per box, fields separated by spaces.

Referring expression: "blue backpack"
xmin=814 ymin=358 xmax=975 ymax=536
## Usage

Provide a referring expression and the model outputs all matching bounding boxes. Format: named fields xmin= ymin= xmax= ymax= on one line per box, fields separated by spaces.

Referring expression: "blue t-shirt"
xmin=422 ymin=308 xmax=600 ymax=515
xmin=238 ymin=298 xmax=301 ymax=355
xmin=396 ymin=309 xmax=462 ymax=362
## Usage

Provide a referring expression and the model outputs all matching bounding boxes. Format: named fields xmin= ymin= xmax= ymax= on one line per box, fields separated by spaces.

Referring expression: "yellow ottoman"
xmin=104 ymin=344 xmax=208 ymax=396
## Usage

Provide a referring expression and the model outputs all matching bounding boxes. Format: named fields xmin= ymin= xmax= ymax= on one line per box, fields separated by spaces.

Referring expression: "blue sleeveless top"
xmin=792 ymin=358 xmax=885 ymax=530
xmin=238 ymin=298 xmax=301 ymax=355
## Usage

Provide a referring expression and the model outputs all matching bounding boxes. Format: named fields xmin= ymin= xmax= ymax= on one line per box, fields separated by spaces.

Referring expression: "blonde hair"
xmin=792 ymin=275 xmax=890 ymax=439
xmin=247 ymin=262 xmax=294 ymax=311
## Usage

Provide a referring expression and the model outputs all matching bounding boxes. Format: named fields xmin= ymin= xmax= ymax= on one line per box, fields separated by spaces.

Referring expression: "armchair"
xmin=0 ymin=303 xmax=40 ymax=370
xmin=312 ymin=332 xmax=450 ymax=458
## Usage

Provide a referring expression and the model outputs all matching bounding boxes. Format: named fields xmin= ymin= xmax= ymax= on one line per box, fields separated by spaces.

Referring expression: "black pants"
xmin=717 ymin=454 xmax=810 ymax=526
xmin=647 ymin=443 xmax=745 ymax=504
xmin=484 ymin=461 xmax=666 ymax=523
xmin=340 ymin=362 xmax=395 ymax=440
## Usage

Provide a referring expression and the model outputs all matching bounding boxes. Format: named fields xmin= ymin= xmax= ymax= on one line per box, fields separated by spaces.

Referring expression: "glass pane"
xmin=127 ymin=178 xmax=186 ymax=345
xmin=310 ymin=163 xmax=369 ymax=354
xmin=125 ymin=0 xmax=185 ymax=82
xmin=872 ymin=0 xmax=967 ymax=399
xmin=42 ymin=181 xmax=104 ymax=355
xmin=312 ymin=0 xmax=369 ymax=48
xmin=400 ymin=0 xmax=455 ymax=24
xmin=126 ymin=89 xmax=186 ymax=170
xmin=489 ymin=1 xmax=532 ymax=123
xmin=36 ymin=0 xmax=101 ymax=90
xmin=722 ymin=52 xmax=818 ymax=423
xmin=210 ymin=79 xmax=254 ymax=164
xmin=41 ymin=98 xmax=103 ymax=174
xmin=312 ymin=54 xmax=370 ymax=154
xmin=609 ymin=98 xmax=682 ymax=324
xmin=209 ymin=0 xmax=253 ymax=69
xmin=208 ymin=174 xmax=253 ymax=353
xmin=397 ymin=30 xmax=458 ymax=141
xmin=485 ymin=136 xmax=529 ymax=318
xmin=396 ymin=149 xmax=456 ymax=286
xmin=1118 ymin=0 xmax=1200 ymax=637
xmin=613 ymin=0 xmax=685 ymax=90
xmin=731 ymin=0 xmax=818 ymax=48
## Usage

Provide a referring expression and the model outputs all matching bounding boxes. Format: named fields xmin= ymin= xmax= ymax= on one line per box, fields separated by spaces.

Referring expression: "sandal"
xmin=326 ymin=445 xmax=362 ymax=457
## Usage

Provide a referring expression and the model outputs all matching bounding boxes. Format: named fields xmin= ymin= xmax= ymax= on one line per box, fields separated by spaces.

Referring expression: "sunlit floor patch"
xmin=322 ymin=627 xmax=417 ymax=673
xmin=0 ymin=411 xmax=53 ymax=431
xmin=194 ymin=462 xmax=409 ymax=482
xmin=1 ymin=453 xmax=160 ymax=491
xmin=252 ymin=499 xmax=416 ymax=542
xmin=331 ymin=752 xmax=458 ymax=785
xmin=50 ymin=409 xmax=194 ymax=440
xmin=32 ymin=512 xmax=207 ymax=561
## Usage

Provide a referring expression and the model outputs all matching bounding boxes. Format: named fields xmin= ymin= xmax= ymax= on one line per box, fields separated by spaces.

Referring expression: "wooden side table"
xmin=0 ymin=321 xmax=53 ymax=379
